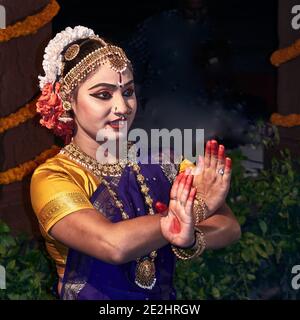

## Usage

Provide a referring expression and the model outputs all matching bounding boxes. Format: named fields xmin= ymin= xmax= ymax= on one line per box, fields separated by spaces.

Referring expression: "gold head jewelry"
xmin=64 ymin=44 xmax=80 ymax=61
xmin=60 ymin=36 xmax=131 ymax=98
xmin=62 ymin=100 xmax=72 ymax=111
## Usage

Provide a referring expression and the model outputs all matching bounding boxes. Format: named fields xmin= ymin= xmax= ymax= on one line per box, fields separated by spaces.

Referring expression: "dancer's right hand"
xmin=159 ymin=169 xmax=197 ymax=248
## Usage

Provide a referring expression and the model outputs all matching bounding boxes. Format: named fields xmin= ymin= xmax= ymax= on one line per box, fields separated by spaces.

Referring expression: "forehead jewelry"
xmin=64 ymin=44 xmax=80 ymax=61
xmin=60 ymin=36 xmax=130 ymax=99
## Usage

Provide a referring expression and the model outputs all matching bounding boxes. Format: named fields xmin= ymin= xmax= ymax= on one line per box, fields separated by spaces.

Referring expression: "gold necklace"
xmin=60 ymin=141 xmax=158 ymax=290
xmin=60 ymin=141 xmax=135 ymax=178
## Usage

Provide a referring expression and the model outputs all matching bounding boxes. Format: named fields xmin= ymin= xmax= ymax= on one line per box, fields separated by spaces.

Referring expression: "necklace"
xmin=60 ymin=141 xmax=131 ymax=178
xmin=60 ymin=141 xmax=158 ymax=290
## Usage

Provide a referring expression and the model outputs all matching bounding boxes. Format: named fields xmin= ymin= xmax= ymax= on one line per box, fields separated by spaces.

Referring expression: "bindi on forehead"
xmin=89 ymin=63 xmax=128 ymax=82
xmin=84 ymin=63 xmax=133 ymax=90
xmin=118 ymin=72 xmax=123 ymax=88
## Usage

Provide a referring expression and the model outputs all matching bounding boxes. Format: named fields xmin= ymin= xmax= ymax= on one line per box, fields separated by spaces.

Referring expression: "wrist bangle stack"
xmin=171 ymin=227 xmax=206 ymax=260
xmin=180 ymin=233 xmax=197 ymax=250
xmin=193 ymin=193 xmax=209 ymax=224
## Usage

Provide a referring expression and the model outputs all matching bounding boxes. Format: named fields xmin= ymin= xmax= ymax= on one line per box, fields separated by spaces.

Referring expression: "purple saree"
xmin=60 ymin=152 xmax=179 ymax=300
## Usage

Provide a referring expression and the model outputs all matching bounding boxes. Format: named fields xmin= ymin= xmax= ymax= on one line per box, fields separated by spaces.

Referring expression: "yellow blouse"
xmin=30 ymin=152 xmax=195 ymax=280
xmin=30 ymin=153 xmax=100 ymax=280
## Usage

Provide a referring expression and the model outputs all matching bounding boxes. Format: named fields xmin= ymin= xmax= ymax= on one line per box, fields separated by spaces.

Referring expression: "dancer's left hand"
xmin=192 ymin=140 xmax=232 ymax=216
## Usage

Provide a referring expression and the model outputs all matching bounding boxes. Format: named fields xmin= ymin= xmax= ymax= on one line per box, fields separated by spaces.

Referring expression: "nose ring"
xmin=114 ymin=106 xmax=132 ymax=114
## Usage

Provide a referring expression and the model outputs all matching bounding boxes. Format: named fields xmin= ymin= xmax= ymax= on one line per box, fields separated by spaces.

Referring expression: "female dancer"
xmin=31 ymin=26 xmax=241 ymax=299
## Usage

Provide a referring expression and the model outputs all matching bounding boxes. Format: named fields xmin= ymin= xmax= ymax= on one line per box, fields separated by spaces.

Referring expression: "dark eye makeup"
xmin=90 ymin=91 xmax=112 ymax=100
xmin=90 ymin=87 xmax=135 ymax=100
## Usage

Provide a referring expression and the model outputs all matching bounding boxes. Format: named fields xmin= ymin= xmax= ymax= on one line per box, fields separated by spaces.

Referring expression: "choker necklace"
xmin=60 ymin=140 xmax=158 ymax=290
xmin=60 ymin=141 xmax=136 ymax=178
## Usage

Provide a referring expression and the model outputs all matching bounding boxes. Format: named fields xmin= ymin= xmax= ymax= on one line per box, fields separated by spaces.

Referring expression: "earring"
xmin=59 ymin=100 xmax=73 ymax=123
xmin=63 ymin=100 xmax=72 ymax=111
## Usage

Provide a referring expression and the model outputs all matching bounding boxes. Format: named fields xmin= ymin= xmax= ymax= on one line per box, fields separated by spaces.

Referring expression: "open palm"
xmin=192 ymin=140 xmax=232 ymax=216
xmin=160 ymin=169 xmax=197 ymax=248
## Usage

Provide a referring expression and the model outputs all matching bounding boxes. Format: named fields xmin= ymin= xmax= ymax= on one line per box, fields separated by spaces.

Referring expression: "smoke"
xmin=132 ymin=93 xmax=254 ymax=148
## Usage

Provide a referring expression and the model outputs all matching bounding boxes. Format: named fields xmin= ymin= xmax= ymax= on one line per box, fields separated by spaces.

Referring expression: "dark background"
xmin=53 ymin=0 xmax=278 ymax=115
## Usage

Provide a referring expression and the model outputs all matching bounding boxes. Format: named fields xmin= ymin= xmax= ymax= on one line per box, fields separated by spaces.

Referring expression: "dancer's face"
xmin=72 ymin=62 xmax=137 ymax=142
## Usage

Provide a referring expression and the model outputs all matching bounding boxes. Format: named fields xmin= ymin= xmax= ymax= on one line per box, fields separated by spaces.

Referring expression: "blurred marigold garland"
xmin=270 ymin=113 xmax=300 ymax=128
xmin=0 ymin=98 xmax=38 ymax=134
xmin=270 ymin=39 xmax=300 ymax=67
xmin=0 ymin=95 xmax=61 ymax=184
xmin=0 ymin=0 xmax=61 ymax=184
xmin=0 ymin=0 xmax=60 ymax=42
xmin=270 ymin=40 xmax=300 ymax=128
xmin=0 ymin=145 xmax=60 ymax=185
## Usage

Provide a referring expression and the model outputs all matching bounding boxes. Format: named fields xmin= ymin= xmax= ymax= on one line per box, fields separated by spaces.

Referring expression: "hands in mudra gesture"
xmin=192 ymin=140 xmax=232 ymax=216
xmin=159 ymin=169 xmax=197 ymax=248
xmin=159 ymin=140 xmax=232 ymax=248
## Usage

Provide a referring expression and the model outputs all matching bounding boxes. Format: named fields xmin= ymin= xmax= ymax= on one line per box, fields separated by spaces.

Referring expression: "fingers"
xmin=176 ymin=170 xmax=189 ymax=201
xmin=170 ymin=172 xmax=184 ymax=201
xmin=170 ymin=168 xmax=194 ymax=207
xmin=178 ymin=169 xmax=194 ymax=207
xmin=216 ymin=144 xmax=225 ymax=181
xmin=223 ymin=157 xmax=232 ymax=182
xmin=193 ymin=155 xmax=204 ymax=175
xmin=210 ymin=140 xmax=218 ymax=170
xmin=204 ymin=140 xmax=211 ymax=168
xmin=217 ymin=145 xmax=225 ymax=165
xmin=184 ymin=186 xmax=197 ymax=216
xmin=172 ymin=172 xmax=195 ymax=226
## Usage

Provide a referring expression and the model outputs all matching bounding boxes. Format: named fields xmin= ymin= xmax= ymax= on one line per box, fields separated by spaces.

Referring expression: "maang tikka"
xmin=59 ymin=35 xmax=131 ymax=99
xmin=58 ymin=36 xmax=131 ymax=123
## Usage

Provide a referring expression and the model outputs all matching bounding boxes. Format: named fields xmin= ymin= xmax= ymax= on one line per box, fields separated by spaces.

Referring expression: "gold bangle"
xmin=171 ymin=227 xmax=206 ymax=260
xmin=193 ymin=193 xmax=209 ymax=224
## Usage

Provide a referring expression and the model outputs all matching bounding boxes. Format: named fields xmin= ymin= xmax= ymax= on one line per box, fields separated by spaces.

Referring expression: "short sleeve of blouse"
xmin=30 ymin=164 xmax=94 ymax=236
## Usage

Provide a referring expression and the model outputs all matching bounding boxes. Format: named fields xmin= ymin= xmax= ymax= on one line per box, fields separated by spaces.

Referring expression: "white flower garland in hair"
xmin=38 ymin=25 xmax=96 ymax=89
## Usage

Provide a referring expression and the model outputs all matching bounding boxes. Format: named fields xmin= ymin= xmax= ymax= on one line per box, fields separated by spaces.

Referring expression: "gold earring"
xmin=59 ymin=100 xmax=73 ymax=123
xmin=63 ymin=100 xmax=72 ymax=111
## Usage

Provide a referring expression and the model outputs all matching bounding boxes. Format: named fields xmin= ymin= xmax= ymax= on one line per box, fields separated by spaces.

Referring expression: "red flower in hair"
xmin=36 ymin=82 xmax=74 ymax=143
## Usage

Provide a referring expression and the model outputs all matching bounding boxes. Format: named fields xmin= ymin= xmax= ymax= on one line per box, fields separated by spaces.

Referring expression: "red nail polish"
xmin=211 ymin=141 xmax=218 ymax=154
xmin=218 ymin=145 xmax=225 ymax=158
xmin=225 ymin=157 xmax=232 ymax=169
xmin=205 ymin=141 xmax=211 ymax=152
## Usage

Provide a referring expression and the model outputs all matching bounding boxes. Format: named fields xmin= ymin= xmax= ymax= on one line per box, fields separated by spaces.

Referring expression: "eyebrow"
xmin=88 ymin=79 xmax=134 ymax=90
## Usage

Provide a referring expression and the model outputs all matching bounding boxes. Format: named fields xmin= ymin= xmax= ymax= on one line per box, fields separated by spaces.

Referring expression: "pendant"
xmin=135 ymin=257 xmax=156 ymax=290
